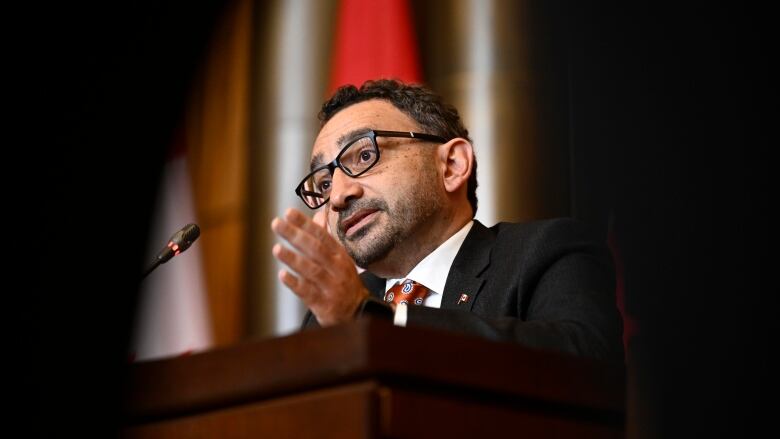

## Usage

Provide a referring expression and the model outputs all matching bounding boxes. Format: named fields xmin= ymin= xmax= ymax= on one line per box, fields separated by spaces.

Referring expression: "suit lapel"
xmin=440 ymin=221 xmax=493 ymax=311
xmin=360 ymin=271 xmax=386 ymax=300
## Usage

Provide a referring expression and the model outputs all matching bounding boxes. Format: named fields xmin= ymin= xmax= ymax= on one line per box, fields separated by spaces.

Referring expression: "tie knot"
xmin=384 ymin=279 xmax=430 ymax=306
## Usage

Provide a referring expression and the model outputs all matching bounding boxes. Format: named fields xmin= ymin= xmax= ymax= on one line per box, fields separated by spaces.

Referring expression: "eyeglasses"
xmin=294 ymin=129 xmax=447 ymax=209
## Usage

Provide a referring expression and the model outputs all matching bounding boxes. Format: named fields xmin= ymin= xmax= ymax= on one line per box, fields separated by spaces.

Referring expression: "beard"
xmin=336 ymin=174 xmax=444 ymax=269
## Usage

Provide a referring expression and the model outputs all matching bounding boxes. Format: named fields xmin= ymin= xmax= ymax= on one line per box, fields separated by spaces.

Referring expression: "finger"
xmin=278 ymin=268 xmax=301 ymax=293
xmin=272 ymin=243 xmax=332 ymax=286
xmin=278 ymin=268 xmax=319 ymax=303
xmin=285 ymin=208 xmax=333 ymax=242
xmin=271 ymin=217 xmax=334 ymax=262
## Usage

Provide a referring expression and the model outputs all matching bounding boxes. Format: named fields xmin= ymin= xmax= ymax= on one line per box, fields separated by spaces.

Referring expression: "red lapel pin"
xmin=457 ymin=293 xmax=470 ymax=305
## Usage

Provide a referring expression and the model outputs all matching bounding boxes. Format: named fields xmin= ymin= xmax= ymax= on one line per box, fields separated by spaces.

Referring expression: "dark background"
xmin=13 ymin=1 xmax=226 ymax=436
xmin=13 ymin=1 xmax=772 ymax=437
xmin=565 ymin=2 xmax=773 ymax=436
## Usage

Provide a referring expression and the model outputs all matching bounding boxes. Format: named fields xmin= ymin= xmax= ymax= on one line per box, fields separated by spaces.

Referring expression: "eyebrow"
xmin=309 ymin=127 xmax=374 ymax=171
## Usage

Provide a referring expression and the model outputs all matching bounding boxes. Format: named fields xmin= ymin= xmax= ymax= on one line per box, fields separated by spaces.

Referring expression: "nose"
xmin=329 ymin=168 xmax=363 ymax=210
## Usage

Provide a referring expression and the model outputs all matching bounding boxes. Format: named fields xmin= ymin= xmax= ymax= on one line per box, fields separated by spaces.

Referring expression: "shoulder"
xmin=483 ymin=218 xmax=609 ymax=264
xmin=489 ymin=217 xmax=603 ymax=244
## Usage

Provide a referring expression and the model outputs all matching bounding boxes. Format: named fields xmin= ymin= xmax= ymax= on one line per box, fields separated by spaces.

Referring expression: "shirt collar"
xmin=385 ymin=220 xmax=474 ymax=294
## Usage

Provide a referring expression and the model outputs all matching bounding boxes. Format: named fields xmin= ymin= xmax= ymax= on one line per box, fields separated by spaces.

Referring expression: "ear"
xmin=438 ymin=138 xmax=474 ymax=194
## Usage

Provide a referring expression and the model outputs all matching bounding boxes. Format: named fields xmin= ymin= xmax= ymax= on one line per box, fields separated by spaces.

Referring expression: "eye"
xmin=358 ymin=149 xmax=375 ymax=163
xmin=317 ymin=178 xmax=332 ymax=193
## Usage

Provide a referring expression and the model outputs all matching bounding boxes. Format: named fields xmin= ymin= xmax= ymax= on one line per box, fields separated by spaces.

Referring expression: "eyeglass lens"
xmin=299 ymin=135 xmax=379 ymax=208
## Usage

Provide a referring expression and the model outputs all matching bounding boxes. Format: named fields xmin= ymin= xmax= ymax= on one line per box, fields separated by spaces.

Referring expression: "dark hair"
xmin=319 ymin=79 xmax=478 ymax=216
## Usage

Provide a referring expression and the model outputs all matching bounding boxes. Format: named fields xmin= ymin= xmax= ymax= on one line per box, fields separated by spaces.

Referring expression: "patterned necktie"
xmin=384 ymin=279 xmax=431 ymax=306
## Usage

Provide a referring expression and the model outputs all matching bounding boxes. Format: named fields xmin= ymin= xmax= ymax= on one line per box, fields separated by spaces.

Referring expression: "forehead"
xmin=311 ymin=99 xmax=421 ymax=160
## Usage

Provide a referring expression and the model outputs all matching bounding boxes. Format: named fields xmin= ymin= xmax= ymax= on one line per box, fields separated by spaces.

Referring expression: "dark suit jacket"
xmin=303 ymin=218 xmax=625 ymax=362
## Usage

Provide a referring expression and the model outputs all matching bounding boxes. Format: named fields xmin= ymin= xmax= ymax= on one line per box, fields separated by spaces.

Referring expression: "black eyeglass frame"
xmin=294 ymin=129 xmax=448 ymax=209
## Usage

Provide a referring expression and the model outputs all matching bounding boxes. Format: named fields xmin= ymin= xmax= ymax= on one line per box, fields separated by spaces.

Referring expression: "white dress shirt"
xmin=385 ymin=221 xmax=474 ymax=326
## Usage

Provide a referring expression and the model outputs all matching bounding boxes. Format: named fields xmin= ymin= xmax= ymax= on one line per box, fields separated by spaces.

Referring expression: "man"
xmin=271 ymin=79 xmax=623 ymax=361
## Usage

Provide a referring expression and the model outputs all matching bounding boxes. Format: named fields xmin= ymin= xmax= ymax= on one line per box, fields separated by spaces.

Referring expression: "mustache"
xmin=337 ymin=198 xmax=388 ymax=227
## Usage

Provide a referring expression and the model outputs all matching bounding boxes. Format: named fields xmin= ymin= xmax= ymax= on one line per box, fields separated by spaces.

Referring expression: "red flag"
xmin=130 ymin=134 xmax=212 ymax=361
xmin=329 ymin=0 xmax=421 ymax=91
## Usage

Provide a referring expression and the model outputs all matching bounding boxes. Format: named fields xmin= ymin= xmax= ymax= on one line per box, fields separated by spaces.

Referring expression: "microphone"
xmin=141 ymin=223 xmax=201 ymax=279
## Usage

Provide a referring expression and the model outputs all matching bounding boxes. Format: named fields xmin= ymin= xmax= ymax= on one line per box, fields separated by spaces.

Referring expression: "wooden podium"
xmin=122 ymin=318 xmax=625 ymax=438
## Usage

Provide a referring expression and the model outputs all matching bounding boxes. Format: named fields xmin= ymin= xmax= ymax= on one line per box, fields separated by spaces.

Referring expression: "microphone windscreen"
xmin=169 ymin=223 xmax=200 ymax=252
xmin=180 ymin=223 xmax=200 ymax=243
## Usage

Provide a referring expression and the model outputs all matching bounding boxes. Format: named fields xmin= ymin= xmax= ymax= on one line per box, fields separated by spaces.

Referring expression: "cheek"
xmin=395 ymin=156 xmax=437 ymax=187
xmin=363 ymin=153 xmax=438 ymax=200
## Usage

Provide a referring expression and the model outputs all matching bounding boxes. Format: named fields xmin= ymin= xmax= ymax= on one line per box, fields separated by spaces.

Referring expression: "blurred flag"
xmin=130 ymin=145 xmax=212 ymax=362
xmin=329 ymin=0 xmax=422 ymax=91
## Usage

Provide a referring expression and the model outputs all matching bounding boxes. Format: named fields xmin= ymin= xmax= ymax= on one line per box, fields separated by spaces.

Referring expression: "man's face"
xmin=311 ymin=99 xmax=445 ymax=269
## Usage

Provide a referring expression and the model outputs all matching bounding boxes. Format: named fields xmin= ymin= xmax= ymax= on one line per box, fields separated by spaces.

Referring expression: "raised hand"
xmin=271 ymin=208 xmax=369 ymax=326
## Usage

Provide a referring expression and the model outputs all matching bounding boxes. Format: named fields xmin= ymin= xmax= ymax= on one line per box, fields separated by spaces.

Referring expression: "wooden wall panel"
xmin=185 ymin=0 xmax=252 ymax=346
